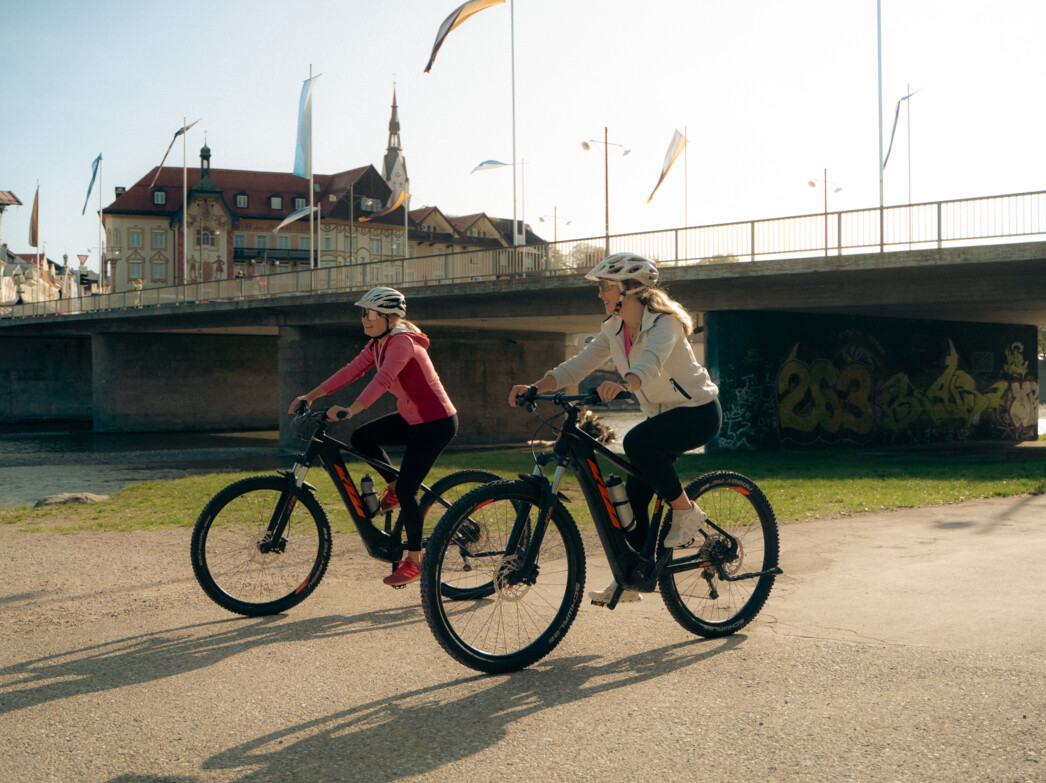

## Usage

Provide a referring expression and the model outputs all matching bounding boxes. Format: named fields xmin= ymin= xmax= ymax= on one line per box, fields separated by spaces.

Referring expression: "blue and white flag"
xmin=470 ymin=159 xmax=510 ymax=174
xmin=272 ymin=205 xmax=318 ymax=233
xmin=293 ymin=76 xmax=319 ymax=178
xmin=82 ymin=154 xmax=102 ymax=215
xmin=883 ymin=89 xmax=919 ymax=170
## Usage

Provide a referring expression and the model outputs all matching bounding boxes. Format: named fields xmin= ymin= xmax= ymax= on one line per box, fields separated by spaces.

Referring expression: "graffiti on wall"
xmin=775 ymin=338 xmax=1039 ymax=445
xmin=718 ymin=372 xmax=777 ymax=450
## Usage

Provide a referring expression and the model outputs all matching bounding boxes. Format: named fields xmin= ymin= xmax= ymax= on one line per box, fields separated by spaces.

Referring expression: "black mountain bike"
xmin=419 ymin=388 xmax=782 ymax=673
xmin=191 ymin=404 xmax=500 ymax=617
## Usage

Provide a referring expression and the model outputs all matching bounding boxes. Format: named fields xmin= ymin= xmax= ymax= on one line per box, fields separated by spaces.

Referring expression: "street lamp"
xmin=538 ymin=208 xmax=572 ymax=243
xmin=808 ymin=169 xmax=842 ymax=256
xmin=582 ymin=128 xmax=630 ymax=253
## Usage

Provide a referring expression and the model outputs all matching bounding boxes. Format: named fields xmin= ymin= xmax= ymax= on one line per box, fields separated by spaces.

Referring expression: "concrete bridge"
xmin=2 ymin=234 xmax=1043 ymax=448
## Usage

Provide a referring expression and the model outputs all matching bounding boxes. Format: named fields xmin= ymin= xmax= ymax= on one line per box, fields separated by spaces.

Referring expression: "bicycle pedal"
xmin=390 ymin=583 xmax=408 ymax=590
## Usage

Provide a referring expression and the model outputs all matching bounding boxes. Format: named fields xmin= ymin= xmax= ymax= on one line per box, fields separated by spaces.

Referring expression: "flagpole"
xmin=183 ymin=116 xmax=189 ymax=284
xmin=309 ymin=66 xmax=315 ymax=270
xmin=98 ymin=157 xmax=104 ymax=291
xmin=684 ymin=125 xmax=688 ymax=227
xmin=510 ymin=0 xmax=518 ymax=246
xmin=877 ymin=0 xmax=884 ymax=253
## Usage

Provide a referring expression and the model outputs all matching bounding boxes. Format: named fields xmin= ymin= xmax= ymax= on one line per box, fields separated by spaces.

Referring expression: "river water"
xmin=2 ymin=405 xmax=1044 ymax=509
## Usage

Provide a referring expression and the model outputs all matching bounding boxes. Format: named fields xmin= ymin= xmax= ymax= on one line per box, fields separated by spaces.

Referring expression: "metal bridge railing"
xmin=4 ymin=191 xmax=1046 ymax=319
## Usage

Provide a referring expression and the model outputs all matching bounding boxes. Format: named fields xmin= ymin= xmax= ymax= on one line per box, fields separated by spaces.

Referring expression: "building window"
xmin=277 ymin=235 xmax=289 ymax=250
xmin=236 ymin=193 xmax=248 ymax=208
xmin=128 ymin=229 xmax=143 ymax=248
xmin=269 ymin=195 xmax=282 ymax=210
xmin=300 ymin=236 xmax=310 ymax=251
xmin=152 ymin=231 xmax=166 ymax=249
xmin=129 ymin=260 xmax=143 ymax=279
xmin=153 ymin=190 xmax=166 ymax=205
xmin=196 ymin=227 xmax=215 ymax=248
xmin=233 ymin=233 xmax=245 ymax=249
xmin=152 ymin=259 xmax=166 ymax=280
xmin=370 ymin=238 xmax=382 ymax=255
xmin=344 ymin=235 xmax=354 ymax=252
xmin=324 ymin=235 xmax=331 ymax=250
xmin=112 ymin=228 xmax=120 ymax=246
xmin=256 ymin=235 xmax=268 ymax=250
xmin=294 ymin=197 xmax=306 ymax=211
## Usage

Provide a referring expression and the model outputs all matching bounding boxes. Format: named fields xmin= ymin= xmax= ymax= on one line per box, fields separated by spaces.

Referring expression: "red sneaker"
xmin=379 ymin=486 xmax=400 ymax=513
xmin=383 ymin=559 xmax=421 ymax=587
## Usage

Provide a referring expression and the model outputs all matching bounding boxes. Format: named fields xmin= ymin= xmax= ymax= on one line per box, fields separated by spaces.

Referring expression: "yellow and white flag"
xmin=424 ymin=0 xmax=505 ymax=73
xmin=647 ymin=129 xmax=687 ymax=203
xmin=359 ymin=190 xmax=410 ymax=223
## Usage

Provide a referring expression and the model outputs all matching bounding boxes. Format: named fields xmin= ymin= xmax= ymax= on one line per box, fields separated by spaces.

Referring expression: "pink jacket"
xmin=320 ymin=327 xmax=456 ymax=425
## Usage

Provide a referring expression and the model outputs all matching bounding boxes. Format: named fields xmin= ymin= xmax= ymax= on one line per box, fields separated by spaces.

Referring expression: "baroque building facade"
xmin=101 ymin=93 xmax=541 ymax=293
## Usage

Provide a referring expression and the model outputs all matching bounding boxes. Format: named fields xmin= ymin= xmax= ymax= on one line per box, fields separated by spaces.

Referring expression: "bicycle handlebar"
xmin=293 ymin=402 xmax=349 ymax=423
xmin=515 ymin=386 xmax=633 ymax=412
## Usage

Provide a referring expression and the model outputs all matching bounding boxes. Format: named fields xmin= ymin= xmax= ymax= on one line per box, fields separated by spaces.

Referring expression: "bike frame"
xmin=521 ymin=393 xmax=744 ymax=599
xmin=269 ymin=415 xmax=439 ymax=564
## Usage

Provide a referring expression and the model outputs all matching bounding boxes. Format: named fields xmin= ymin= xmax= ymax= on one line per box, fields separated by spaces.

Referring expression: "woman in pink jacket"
xmin=288 ymin=287 xmax=457 ymax=587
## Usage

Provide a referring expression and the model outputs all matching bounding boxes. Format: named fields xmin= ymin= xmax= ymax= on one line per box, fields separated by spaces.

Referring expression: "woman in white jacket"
xmin=508 ymin=253 xmax=722 ymax=604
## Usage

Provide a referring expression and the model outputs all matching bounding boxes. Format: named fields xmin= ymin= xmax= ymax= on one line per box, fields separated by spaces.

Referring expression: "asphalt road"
xmin=2 ymin=494 xmax=1043 ymax=782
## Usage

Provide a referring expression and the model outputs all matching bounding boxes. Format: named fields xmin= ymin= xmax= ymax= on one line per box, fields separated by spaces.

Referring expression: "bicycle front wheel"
xmin=420 ymin=480 xmax=586 ymax=674
xmin=658 ymin=471 xmax=779 ymax=637
xmin=191 ymin=475 xmax=332 ymax=616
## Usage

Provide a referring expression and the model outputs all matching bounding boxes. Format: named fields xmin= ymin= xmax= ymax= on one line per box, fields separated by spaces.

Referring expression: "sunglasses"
xmin=359 ymin=308 xmax=381 ymax=321
xmin=597 ymin=279 xmax=618 ymax=294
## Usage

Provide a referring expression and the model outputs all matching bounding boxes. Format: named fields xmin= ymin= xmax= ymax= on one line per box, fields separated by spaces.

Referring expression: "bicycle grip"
xmin=294 ymin=399 xmax=308 ymax=415
xmin=336 ymin=409 xmax=349 ymax=419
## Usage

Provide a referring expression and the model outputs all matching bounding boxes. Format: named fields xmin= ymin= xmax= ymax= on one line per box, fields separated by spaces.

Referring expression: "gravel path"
xmin=2 ymin=495 xmax=1044 ymax=782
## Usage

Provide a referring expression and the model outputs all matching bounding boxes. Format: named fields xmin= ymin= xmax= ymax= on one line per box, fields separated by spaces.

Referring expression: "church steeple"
xmin=382 ymin=86 xmax=409 ymax=197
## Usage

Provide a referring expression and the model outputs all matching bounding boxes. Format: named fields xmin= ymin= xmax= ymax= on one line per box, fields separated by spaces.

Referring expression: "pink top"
xmin=320 ymin=328 xmax=457 ymax=425
xmin=623 ymin=326 xmax=633 ymax=357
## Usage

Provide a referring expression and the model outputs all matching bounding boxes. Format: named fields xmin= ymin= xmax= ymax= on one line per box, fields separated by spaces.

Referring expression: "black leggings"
xmin=349 ymin=413 xmax=458 ymax=551
xmin=621 ymin=400 xmax=722 ymax=550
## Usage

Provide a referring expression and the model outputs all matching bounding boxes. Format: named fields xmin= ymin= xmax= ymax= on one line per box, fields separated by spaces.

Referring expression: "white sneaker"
xmin=663 ymin=502 xmax=708 ymax=548
xmin=589 ymin=579 xmax=642 ymax=605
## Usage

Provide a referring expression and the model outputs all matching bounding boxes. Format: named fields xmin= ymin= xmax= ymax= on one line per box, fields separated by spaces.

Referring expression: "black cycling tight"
xmin=350 ymin=413 xmax=458 ymax=551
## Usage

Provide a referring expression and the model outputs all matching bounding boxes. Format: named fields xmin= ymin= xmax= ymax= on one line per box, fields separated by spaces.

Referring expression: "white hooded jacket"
xmin=548 ymin=309 xmax=718 ymax=417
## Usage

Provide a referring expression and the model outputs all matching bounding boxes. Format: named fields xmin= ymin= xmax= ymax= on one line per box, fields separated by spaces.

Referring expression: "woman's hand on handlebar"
xmin=508 ymin=384 xmax=534 ymax=408
xmin=325 ymin=405 xmax=351 ymax=422
xmin=596 ymin=380 xmax=630 ymax=403
xmin=288 ymin=395 xmax=311 ymax=415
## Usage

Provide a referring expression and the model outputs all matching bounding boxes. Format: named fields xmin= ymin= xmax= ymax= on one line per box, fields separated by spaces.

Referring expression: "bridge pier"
xmin=0 ymin=336 xmax=92 ymax=423
xmin=91 ymin=332 xmax=277 ymax=432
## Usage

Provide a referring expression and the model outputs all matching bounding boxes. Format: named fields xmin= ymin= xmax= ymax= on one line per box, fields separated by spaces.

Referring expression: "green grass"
xmin=3 ymin=446 xmax=1045 ymax=534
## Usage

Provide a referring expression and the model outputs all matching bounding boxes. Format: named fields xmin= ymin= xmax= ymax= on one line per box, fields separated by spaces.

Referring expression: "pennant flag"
xmin=272 ymin=205 xmax=318 ymax=233
xmin=28 ymin=186 xmax=39 ymax=247
xmin=82 ymin=154 xmax=102 ymax=215
xmin=359 ymin=190 xmax=410 ymax=222
xmin=293 ymin=76 xmax=319 ymax=178
xmin=883 ymin=89 xmax=920 ymax=170
xmin=647 ymin=129 xmax=687 ymax=203
xmin=424 ymin=0 xmax=505 ymax=73
xmin=148 ymin=120 xmax=201 ymax=188
xmin=470 ymin=159 xmax=510 ymax=174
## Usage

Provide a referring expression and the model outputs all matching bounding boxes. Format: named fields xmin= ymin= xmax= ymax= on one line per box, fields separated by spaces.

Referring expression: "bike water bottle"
xmin=604 ymin=474 xmax=635 ymax=532
xmin=360 ymin=475 xmax=380 ymax=517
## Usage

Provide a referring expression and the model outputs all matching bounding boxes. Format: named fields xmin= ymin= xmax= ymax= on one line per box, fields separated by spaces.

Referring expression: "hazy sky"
xmin=2 ymin=0 xmax=1044 ymax=272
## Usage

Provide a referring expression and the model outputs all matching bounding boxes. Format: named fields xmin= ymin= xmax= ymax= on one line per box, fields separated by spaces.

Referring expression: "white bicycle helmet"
xmin=354 ymin=286 xmax=406 ymax=317
xmin=584 ymin=253 xmax=659 ymax=290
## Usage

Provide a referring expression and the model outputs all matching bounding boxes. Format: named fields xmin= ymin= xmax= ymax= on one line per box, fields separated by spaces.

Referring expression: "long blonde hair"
xmin=386 ymin=314 xmax=421 ymax=334
xmin=625 ymin=281 xmax=694 ymax=335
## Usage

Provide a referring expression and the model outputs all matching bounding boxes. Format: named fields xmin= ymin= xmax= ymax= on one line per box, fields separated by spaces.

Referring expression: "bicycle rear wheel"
xmin=658 ymin=471 xmax=779 ymax=637
xmin=420 ymin=480 xmax=586 ymax=674
xmin=419 ymin=469 xmax=502 ymax=542
xmin=191 ymin=475 xmax=332 ymax=616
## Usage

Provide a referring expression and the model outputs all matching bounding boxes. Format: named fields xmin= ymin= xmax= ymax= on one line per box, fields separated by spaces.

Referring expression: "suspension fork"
xmin=506 ymin=461 xmax=567 ymax=579
xmin=259 ymin=440 xmax=319 ymax=554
